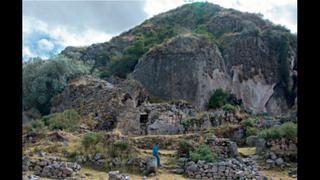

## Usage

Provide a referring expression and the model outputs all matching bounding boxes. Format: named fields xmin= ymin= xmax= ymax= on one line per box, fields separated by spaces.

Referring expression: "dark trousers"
xmin=153 ymin=154 xmax=160 ymax=166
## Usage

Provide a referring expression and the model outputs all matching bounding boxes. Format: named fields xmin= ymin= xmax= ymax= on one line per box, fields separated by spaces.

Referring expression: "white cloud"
xmin=23 ymin=47 xmax=35 ymax=59
xmin=23 ymin=16 xmax=115 ymax=60
xmin=50 ymin=26 xmax=114 ymax=47
xmin=38 ymin=39 xmax=54 ymax=51
xmin=144 ymin=0 xmax=186 ymax=18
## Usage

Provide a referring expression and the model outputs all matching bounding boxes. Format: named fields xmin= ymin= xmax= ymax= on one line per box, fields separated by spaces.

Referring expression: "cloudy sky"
xmin=23 ymin=0 xmax=297 ymax=61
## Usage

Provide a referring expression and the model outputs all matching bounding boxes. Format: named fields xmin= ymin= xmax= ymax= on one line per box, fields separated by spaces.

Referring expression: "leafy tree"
xmin=23 ymin=56 xmax=89 ymax=114
xmin=91 ymin=51 xmax=110 ymax=74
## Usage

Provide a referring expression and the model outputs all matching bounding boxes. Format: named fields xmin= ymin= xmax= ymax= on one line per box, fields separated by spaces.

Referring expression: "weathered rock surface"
xmin=132 ymin=34 xmax=228 ymax=110
xmin=146 ymin=156 xmax=158 ymax=174
xmin=132 ymin=31 xmax=296 ymax=116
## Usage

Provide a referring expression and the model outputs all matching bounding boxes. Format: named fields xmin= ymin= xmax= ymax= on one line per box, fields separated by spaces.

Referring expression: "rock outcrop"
xmin=132 ymin=32 xmax=296 ymax=115
xmin=132 ymin=34 xmax=229 ymax=110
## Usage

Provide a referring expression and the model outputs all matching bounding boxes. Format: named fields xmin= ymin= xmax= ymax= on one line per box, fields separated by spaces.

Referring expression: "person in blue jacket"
xmin=152 ymin=143 xmax=160 ymax=166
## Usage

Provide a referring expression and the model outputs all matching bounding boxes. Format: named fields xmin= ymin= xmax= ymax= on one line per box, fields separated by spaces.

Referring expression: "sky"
xmin=23 ymin=0 xmax=297 ymax=61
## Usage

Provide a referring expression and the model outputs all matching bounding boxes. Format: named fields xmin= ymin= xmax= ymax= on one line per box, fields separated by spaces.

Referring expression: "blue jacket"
xmin=152 ymin=144 xmax=158 ymax=156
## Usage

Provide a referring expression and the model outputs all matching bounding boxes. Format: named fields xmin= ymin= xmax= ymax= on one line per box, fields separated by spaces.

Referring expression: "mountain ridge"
xmin=59 ymin=2 xmax=297 ymax=115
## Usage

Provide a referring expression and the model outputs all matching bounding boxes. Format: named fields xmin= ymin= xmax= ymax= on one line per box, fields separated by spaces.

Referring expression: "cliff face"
xmin=132 ymin=31 xmax=296 ymax=115
xmin=132 ymin=34 xmax=229 ymax=109
xmin=60 ymin=2 xmax=297 ymax=115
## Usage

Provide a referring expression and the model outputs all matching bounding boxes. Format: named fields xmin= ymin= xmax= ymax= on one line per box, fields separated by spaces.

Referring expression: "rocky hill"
xmin=61 ymin=2 xmax=297 ymax=116
xmin=23 ymin=2 xmax=297 ymax=180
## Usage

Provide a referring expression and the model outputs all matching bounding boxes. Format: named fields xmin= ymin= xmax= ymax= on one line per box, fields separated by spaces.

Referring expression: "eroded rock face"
xmin=133 ymin=34 xmax=228 ymax=109
xmin=132 ymin=32 xmax=296 ymax=115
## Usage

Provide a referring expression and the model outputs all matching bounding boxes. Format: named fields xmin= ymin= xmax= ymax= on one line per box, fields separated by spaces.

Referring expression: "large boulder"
xmin=256 ymin=138 xmax=266 ymax=154
xmin=246 ymin=136 xmax=259 ymax=147
xmin=146 ymin=156 xmax=158 ymax=174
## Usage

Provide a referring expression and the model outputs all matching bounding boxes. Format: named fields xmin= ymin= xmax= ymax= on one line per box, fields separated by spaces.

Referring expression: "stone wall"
xmin=23 ymin=156 xmax=81 ymax=179
xmin=266 ymin=138 xmax=297 ymax=161
xmin=75 ymin=153 xmax=106 ymax=169
xmin=185 ymin=158 xmax=264 ymax=179
xmin=132 ymin=134 xmax=201 ymax=150
xmin=205 ymin=137 xmax=239 ymax=159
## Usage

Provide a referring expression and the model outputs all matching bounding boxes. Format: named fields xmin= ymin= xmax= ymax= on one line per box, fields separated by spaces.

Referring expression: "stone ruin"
xmin=23 ymin=156 xmax=81 ymax=179
xmin=184 ymin=158 xmax=264 ymax=179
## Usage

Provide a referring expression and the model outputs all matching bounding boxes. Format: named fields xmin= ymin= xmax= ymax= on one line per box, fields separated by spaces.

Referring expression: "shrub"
xmin=30 ymin=119 xmax=45 ymax=129
xmin=222 ymin=104 xmax=236 ymax=112
xmin=81 ymin=132 xmax=104 ymax=149
xmin=278 ymin=122 xmax=297 ymax=139
xmin=213 ymin=123 xmax=238 ymax=137
xmin=190 ymin=144 xmax=217 ymax=163
xmin=177 ymin=140 xmax=193 ymax=157
xmin=42 ymin=109 xmax=81 ymax=131
xmin=241 ymin=118 xmax=257 ymax=127
xmin=257 ymin=126 xmax=281 ymax=140
xmin=258 ymin=122 xmax=297 ymax=140
xmin=181 ymin=119 xmax=193 ymax=129
xmin=114 ymin=140 xmax=129 ymax=151
xmin=246 ymin=127 xmax=258 ymax=137
xmin=208 ymin=88 xmax=231 ymax=109
xmin=99 ymin=70 xmax=112 ymax=79
xmin=109 ymin=56 xmax=138 ymax=79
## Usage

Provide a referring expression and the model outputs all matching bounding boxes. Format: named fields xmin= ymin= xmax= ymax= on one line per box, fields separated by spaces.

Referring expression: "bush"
xmin=114 ymin=140 xmax=129 ymax=151
xmin=222 ymin=104 xmax=236 ymax=112
xmin=99 ymin=70 xmax=112 ymax=79
xmin=42 ymin=109 xmax=81 ymax=131
xmin=278 ymin=122 xmax=297 ymax=139
xmin=208 ymin=88 xmax=231 ymax=109
xmin=246 ymin=127 xmax=258 ymax=136
xmin=212 ymin=123 xmax=238 ymax=137
xmin=258 ymin=122 xmax=297 ymax=140
xmin=177 ymin=140 xmax=193 ymax=157
xmin=30 ymin=119 xmax=45 ymax=129
xmin=241 ymin=118 xmax=257 ymax=127
xmin=190 ymin=144 xmax=217 ymax=163
xmin=257 ymin=126 xmax=281 ymax=140
xmin=181 ymin=119 xmax=193 ymax=129
xmin=81 ymin=132 xmax=104 ymax=149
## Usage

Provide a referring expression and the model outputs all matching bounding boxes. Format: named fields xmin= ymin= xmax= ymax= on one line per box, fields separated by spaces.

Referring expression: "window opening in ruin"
xmin=140 ymin=113 xmax=148 ymax=124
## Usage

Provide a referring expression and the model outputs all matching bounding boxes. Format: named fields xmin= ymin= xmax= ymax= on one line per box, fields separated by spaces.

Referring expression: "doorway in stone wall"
xmin=140 ymin=113 xmax=148 ymax=135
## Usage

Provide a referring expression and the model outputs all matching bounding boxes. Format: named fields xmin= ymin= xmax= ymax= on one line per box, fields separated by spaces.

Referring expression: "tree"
xmin=23 ymin=55 xmax=90 ymax=114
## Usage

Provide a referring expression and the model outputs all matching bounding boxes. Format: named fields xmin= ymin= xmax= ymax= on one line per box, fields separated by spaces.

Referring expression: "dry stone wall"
xmin=23 ymin=156 xmax=81 ymax=179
